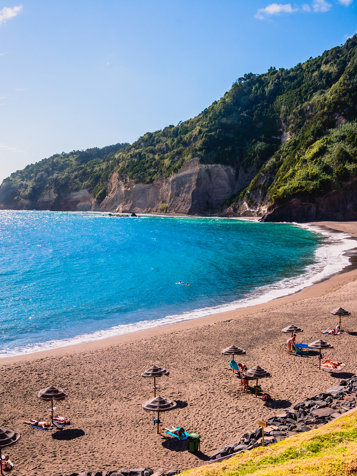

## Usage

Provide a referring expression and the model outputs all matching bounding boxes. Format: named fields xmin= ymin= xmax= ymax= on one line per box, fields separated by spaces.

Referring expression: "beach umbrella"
xmin=142 ymin=395 xmax=177 ymax=434
xmin=0 ymin=428 xmax=20 ymax=476
xmin=309 ymin=339 xmax=333 ymax=370
xmin=37 ymin=386 xmax=67 ymax=425
xmin=222 ymin=345 xmax=246 ymax=374
xmin=331 ymin=307 xmax=351 ymax=327
xmin=141 ymin=365 xmax=170 ymax=397
xmin=244 ymin=365 xmax=271 ymax=397
xmin=221 ymin=345 xmax=246 ymax=360
xmin=282 ymin=325 xmax=303 ymax=337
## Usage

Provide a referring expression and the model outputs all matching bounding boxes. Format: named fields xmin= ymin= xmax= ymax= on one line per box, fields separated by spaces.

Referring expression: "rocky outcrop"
xmin=101 ymin=158 xmax=256 ymax=215
xmin=262 ymin=178 xmax=357 ymax=222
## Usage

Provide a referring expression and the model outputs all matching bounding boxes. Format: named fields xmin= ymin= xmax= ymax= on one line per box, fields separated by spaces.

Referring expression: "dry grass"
xmin=184 ymin=411 xmax=357 ymax=476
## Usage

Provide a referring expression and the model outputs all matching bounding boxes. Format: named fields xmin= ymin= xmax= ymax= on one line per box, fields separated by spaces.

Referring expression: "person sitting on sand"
xmin=1 ymin=454 xmax=13 ymax=471
xmin=53 ymin=415 xmax=70 ymax=424
xmin=23 ymin=419 xmax=52 ymax=429
xmin=287 ymin=334 xmax=296 ymax=353
xmin=162 ymin=426 xmax=186 ymax=438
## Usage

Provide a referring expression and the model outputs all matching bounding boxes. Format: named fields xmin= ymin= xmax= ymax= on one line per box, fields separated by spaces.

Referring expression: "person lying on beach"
xmin=23 ymin=419 xmax=52 ymax=429
xmin=162 ymin=426 xmax=186 ymax=438
xmin=286 ymin=334 xmax=296 ymax=353
xmin=53 ymin=415 xmax=70 ymax=424
xmin=321 ymin=326 xmax=342 ymax=335
xmin=321 ymin=358 xmax=342 ymax=369
xmin=1 ymin=454 xmax=13 ymax=471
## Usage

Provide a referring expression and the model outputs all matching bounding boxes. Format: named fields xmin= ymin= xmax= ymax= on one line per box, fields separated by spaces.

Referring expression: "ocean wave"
xmin=1 ymin=223 xmax=355 ymax=358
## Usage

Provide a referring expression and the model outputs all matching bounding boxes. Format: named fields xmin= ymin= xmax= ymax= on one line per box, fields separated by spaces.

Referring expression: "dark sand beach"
xmin=1 ymin=221 xmax=357 ymax=476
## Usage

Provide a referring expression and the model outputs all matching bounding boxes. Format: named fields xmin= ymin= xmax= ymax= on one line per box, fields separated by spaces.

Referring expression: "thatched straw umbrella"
xmin=309 ymin=339 xmax=333 ymax=369
xmin=37 ymin=386 xmax=67 ymax=425
xmin=0 ymin=428 xmax=20 ymax=476
xmin=141 ymin=365 xmax=169 ymax=397
xmin=244 ymin=365 xmax=271 ymax=397
xmin=331 ymin=307 xmax=350 ymax=328
xmin=222 ymin=345 xmax=246 ymax=374
xmin=282 ymin=325 xmax=303 ymax=337
xmin=142 ymin=395 xmax=177 ymax=434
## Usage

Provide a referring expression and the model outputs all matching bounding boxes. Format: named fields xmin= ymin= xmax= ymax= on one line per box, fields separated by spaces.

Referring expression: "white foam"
xmin=1 ymin=223 xmax=356 ymax=358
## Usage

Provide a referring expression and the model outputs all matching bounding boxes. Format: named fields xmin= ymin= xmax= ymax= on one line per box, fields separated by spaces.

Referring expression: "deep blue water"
xmin=0 ymin=211 xmax=352 ymax=356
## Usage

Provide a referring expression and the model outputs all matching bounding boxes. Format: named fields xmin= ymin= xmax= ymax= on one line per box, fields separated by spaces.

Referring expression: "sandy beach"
xmin=1 ymin=221 xmax=357 ymax=476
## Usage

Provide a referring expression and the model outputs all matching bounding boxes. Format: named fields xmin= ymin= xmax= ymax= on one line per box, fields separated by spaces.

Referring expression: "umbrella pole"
xmin=319 ymin=352 xmax=321 ymax=370
xmin=157 ymin=411 xmax=160 ymax=434
xmin=51 ymin=398 xmax=54 ymax=425
xmin=154 ymin=377 xmax=156 ymax=397
xmin=232 ymin=354 xmax=235 ymax=374
xmin=255 ymin=379 xmax=258 ymax=397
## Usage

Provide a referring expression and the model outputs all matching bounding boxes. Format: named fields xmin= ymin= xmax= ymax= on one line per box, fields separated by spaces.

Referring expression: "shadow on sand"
xmin=161 ymin=437 xmax=209 ymax=460
xmin=264 ymin=399 xmax=292 ymax=409
xmin=52 ymin=428 xmax=85 ymax=441
xmin=175 ymin=400 xmax=188 ymax=409
xmin=330 ymin=372 xmax=355 ymax=379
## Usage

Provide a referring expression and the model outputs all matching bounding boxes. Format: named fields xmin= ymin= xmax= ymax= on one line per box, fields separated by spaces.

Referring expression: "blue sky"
xmin=0 ymin=0 xmax=356 ymax=182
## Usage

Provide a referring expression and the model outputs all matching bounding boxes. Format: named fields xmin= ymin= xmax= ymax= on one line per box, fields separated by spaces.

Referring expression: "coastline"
xmin=2 ymin=221 xmax=357 ymax=475
xmin=1 ymin=220 xmax=356 ymax=366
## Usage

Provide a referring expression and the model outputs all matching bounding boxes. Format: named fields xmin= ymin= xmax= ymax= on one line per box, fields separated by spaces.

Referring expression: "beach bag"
xmin=262 ymin=393 xmax=271 ymax=401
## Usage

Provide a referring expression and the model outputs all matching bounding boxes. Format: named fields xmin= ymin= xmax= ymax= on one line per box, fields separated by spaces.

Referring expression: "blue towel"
xmin=165 ymin=427 xmax=189 ymax=440
xmin=230 ymin=360 xmax=239 ymax=370
xmin=29 ymin=425 xmax=55 ymax=431
xmin=295 ymin=343 xmax=311 ymax=349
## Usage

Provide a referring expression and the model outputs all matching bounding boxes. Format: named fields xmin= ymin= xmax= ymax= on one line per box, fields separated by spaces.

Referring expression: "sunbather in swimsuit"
xmin=23 ymin=419 xmax=52 ymax=428
xmin=53 ymin=415 xmax=70 ymax=424
xmin=162 ymin=426 xmax=186 ymax=438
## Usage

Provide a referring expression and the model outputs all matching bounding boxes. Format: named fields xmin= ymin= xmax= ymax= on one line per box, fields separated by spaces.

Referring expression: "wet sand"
xmin=1 ymin=221 xmax=357 ymax=476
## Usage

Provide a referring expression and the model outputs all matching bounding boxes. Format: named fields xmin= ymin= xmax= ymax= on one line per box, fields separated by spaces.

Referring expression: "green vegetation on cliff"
xmin=2 ymin=35 xmax=357 ymax=212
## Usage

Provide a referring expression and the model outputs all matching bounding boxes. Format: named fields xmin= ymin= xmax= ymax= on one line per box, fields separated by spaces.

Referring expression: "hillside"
xmin=1 ymin=36 xmax=357 ymax=220
xmin=184 ymin=410 xmax=357 ymax=476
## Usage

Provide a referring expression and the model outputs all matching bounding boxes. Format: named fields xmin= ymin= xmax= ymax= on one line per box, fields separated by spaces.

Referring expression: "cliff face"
xmin=0 ymin=158 xmax=256 ymax=215
xmin=261 ymin=178 xmax=357 ymax=222
xmin=101 ymin=158 xmax=255 ymax=214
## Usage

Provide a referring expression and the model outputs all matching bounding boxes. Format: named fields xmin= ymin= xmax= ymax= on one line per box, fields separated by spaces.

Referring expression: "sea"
xmin=0 ymin=211 xmax=355 ymax=357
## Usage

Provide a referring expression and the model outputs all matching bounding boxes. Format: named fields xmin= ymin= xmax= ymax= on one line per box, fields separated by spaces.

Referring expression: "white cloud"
xmin=313 ymin=0 xmax=332 ymax=12
xmin=302 ymin=4 xmax=312 ymax=11
xmin=0 ymin=52 xmax=8 ymax=56
xmin=0 ymin=144 xmax=24 ymax=153
xmin=255 ymin=3 xmax=298 ymax=19
xmin=338 ymin=0 xmax=353 ymax=5
xmin=0 ymin=5 xmax=23 ymax=26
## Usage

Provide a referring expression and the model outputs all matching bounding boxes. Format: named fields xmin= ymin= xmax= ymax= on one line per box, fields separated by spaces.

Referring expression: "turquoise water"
xmin=0 ymin=211 xmax=353 ymax=357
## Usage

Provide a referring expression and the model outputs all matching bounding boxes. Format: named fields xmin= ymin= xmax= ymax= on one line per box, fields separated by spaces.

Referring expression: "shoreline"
xmin=1 ymin=220 xmax=356 ymax=366
xmin=3 ymin=221 xmax=357 ymax=475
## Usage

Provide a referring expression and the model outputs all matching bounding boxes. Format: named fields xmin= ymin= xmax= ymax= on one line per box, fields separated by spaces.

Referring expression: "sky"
xmin=0 ymin=0 xmax=356 ymax=183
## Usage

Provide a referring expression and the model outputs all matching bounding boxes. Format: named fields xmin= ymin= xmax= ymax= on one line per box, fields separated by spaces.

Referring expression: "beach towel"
xmin=316 ymin=359 xmax=345 ymax=371
xmin=165 ymin=427 xmax=189 ymax=440
xmin=293 ymin=344 xmax=309 ymax=356
xmin=321 ymin=328 xmax=342 ymax=335
xmin=230 ymin=360 xmax=239 ymax=372
xmin=29 ymin=424 xmax=55 ymax=431
xmin=54 ymin=421 xmax=73 ymax=428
